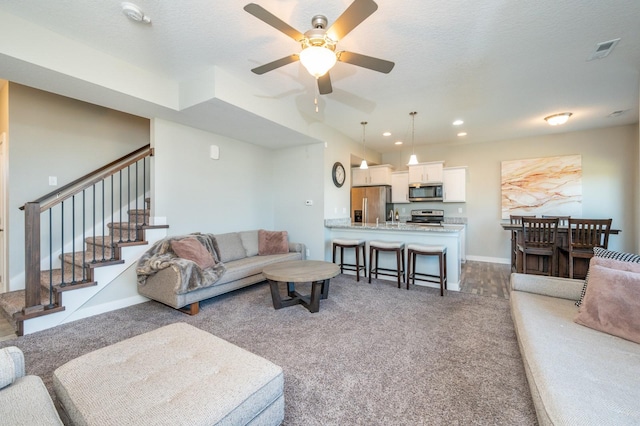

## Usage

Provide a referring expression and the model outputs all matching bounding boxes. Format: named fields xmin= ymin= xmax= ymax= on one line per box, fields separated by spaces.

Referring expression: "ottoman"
xmin=53 ymin=323 xmax=284 ymax=426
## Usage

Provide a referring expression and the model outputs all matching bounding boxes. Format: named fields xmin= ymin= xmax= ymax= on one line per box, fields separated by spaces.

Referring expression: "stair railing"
xmin=19 ymin=145 xmax=153 ymax=316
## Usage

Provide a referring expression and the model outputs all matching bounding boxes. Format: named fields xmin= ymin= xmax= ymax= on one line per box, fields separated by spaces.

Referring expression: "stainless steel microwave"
xmin=408 ymin=183 xmax=443 ymax=202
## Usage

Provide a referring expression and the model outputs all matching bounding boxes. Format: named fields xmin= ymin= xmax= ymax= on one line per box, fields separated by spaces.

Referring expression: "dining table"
xmin=500 ymin=222 xmax=620 ymax=278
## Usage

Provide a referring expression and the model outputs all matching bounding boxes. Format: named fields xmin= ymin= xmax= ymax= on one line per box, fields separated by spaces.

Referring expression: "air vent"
xmin=587 ymin=38 xmax=620 ymax=61
xmin=608 ymin=109 xmax=628 ymax=118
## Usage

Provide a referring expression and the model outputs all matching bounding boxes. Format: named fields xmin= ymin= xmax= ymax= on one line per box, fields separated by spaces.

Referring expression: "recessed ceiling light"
xmin=122 ymin=2 xmax=151 ymax=23
xmin=453 ymin=119 xmax=464 ymax=126
xmin=394 ymin=141 xmax=403 ymax=145
xmin=383 ymin=132 xmax=391 ymax=136
xmin=544 ymin=112 xmax=572 ymax=126
xmin=457 ymin=132 xmax=467 ymax=137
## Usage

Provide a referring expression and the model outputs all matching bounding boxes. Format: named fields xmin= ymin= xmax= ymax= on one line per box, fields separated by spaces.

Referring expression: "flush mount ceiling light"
xmin=407 ymin=111 xmax=419 ymax=166
xmin=122 ymin=2 xmax=151 ymax=23
xmin=544 ymin=112 xmax=572 ymax=126
xmin=360 ymin=121 xmax=369 ymax=169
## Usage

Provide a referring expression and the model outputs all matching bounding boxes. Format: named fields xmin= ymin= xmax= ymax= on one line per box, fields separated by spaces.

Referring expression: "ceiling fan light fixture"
xmin=544 ymin=112 xmax=572 ymax=126
xmin=299 ymin=46 xmax=337 ymax=78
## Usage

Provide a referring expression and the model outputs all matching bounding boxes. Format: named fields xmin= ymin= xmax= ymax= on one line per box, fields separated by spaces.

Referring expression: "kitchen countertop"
xmin=325 ymin=221 xmax=464 ymax=233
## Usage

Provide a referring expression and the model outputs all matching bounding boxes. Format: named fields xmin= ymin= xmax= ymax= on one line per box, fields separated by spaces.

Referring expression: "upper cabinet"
xmin=408 ymin=161 xmax=444 ymax=184
xmin=443 ymin=167 xmax=467 ymax=202
xmin=352 ymin=164 xmax=394 ymax=186
xmin=391 ymin=172 xmax=409 ymax=203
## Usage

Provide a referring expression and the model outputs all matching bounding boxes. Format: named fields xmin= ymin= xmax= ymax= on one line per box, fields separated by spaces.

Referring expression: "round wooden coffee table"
xmin=263 ymin=260 xmax=340 ymax=313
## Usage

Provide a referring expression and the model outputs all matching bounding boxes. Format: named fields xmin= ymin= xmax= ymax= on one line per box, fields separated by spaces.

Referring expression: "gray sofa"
xmin=0 ymin=346 xmax=64 ymax=425
xmin=137 ymin=230 xmax=305 ymax=313
xmin=510 ymin=273 xmax=640 ymax=425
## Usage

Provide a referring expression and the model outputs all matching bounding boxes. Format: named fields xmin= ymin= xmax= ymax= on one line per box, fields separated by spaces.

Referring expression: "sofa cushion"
xmin=215 ymin=232 xmax=247 ymax=263
xmin=576 ymin=247 xmax=640 ymax=307
xmin=170 ymin=237 xmax=216 ymax=269
xmin=258 ymin=230 xmax=289 ymax=255
xmin=574 ymin=263 xmax=640 ymax=344
xmin=510 ymin=289 xmax=640 ymax=425
xmin=239 ymin=230 xmax=259 ymax=257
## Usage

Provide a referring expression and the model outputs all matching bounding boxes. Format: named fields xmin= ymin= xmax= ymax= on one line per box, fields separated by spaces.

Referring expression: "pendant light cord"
xmin=410 ymin=111 xmax=417 ymax=154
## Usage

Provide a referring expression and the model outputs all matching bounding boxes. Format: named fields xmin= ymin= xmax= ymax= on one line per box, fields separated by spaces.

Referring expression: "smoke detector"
xmin=587 ymin=38 xmax=620 ymax=61
xmin=122 ymin=2 xmax=151 ymax=24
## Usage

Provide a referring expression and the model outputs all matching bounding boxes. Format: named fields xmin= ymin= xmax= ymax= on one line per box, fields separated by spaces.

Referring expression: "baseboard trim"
xmin=61 ymin=295 xmax=150 ymax=325
xmin=466 ymin=255 xmax=510 ymax=265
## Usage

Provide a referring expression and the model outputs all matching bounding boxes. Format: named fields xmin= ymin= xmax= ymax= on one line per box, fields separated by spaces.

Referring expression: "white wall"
xmin=382 ymin=124 xmax=639 ymax=262
xmin=7 ymin=84 xmax=149 ymax=288
xmin=151 ymin=119 xmax=276 ymax=234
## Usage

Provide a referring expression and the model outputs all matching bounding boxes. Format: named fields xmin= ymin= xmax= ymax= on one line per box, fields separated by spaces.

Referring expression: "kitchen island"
xmin=325 ymin=220 xmax=465 ymax=291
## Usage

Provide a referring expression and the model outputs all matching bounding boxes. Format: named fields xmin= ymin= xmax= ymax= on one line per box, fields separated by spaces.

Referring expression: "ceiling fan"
xmin=244 ymin=0 xmax=395 ymax=95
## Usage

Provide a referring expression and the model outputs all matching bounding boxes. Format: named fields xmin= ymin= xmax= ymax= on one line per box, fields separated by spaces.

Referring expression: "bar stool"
xmin=406 ymin=243 xmax=447 ymax=296
xmin=332 ymin=238 xmax=367 ymax=281
xmin=368 ymin=240 xmax=405 ymax=288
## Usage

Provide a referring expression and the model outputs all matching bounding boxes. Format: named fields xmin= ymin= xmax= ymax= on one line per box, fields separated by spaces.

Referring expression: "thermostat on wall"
xmin=210 ymin=145 xmax=219 ymax=160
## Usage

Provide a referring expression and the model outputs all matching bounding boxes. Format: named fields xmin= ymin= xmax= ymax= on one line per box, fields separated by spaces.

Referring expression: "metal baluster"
xmin=127 ymin=166 xmax=131 ymax=242
xmin=135 ymin=160 xmax=139 ymax=239
xmin=48 ymin=209 xmax=54 ymax=306
xmin=92 ymin=185 xmax=96 ymax=263
xmin=61 ymin=201 xmax=65 ymax=285
xmin=72 ymin=195 xmax=76 ymax=283
xmin=119 ymin=171 xmax=123 ymax=243
xmin=101 ymin=179 xmax=105 ymax=261
xmin=143 ymin=157 xmax=147 ymax=225
xmin=82 ymin=189 xmax=86 ymax=281
xmin=110 ymin=175 xmax=114 ymax=260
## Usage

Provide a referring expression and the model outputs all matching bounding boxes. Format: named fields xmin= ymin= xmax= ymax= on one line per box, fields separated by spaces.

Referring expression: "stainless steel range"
xmin=406 ymin=209 xmax=444 ymax=226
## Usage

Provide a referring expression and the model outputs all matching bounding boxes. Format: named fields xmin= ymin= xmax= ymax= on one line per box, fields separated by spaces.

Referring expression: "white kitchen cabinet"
xmin=391 ymin=172 xmax=409 ymax=203
xmin=408 ymin=161 xmax=444 ymax=184
xmin=351 ymin=164 xmax=393 ymax=186
xmin=443 ymin=167 xmax=467 ymax=202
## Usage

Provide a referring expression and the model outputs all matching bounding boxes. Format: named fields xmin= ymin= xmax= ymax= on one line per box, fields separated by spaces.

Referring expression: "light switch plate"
xmin=210 ymin=145 xmax=219 ymax=160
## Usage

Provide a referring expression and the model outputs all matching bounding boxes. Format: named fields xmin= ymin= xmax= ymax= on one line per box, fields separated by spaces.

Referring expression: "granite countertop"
xmin=325 ymin=220 xmax=464 ymax=233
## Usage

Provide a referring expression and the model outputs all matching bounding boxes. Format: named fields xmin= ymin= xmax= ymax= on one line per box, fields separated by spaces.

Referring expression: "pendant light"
xmin=407 ymin=111 xmax=419 ymax=165
xmin=360 ymin=121 xmax=369 ymax=169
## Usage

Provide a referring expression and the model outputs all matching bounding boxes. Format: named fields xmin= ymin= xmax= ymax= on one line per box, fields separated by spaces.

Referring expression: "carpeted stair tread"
xmin=41 ymin=268 xmax=89 ymax=286
xmin=61 ymin=251 xmax=118 ymax=266
xmin=0 ymin=287 xmax=55 ymax=326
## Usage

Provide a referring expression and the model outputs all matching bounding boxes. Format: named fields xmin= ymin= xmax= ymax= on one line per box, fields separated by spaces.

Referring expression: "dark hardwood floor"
xmin=459 ymin=260 xmax=511 ymax=299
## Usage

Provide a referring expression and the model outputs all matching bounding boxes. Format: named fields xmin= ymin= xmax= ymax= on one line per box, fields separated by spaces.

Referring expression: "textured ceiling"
xmin=0 ymin=0 xmax=639 ymax=154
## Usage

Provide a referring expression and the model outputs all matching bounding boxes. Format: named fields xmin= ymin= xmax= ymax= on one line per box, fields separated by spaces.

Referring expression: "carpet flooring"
xmin=0 ymin=275 xmax=537 ymax=425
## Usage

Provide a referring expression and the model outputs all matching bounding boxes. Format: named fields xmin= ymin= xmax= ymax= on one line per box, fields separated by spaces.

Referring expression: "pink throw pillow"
xmin=258 ymin=230 xmax=289 ymax=255
xmin=171 ymin=237 xmax=216 ymax=269
xmin=574 ymin=264 xmax=640 ymax=344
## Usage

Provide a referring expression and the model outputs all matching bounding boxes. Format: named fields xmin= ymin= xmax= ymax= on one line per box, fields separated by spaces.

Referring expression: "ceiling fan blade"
xmin=318 ymin=73 xmax=333 ymax=95
xmin=338 ymin=51 xmax=395 ymax=73
xmin=244 ymin=3 xmax=305 ymax=41
xmin=251 ymin=54 xmax=299 ymax=75
xmin=326 ymin=0 xmax=378 ymax=41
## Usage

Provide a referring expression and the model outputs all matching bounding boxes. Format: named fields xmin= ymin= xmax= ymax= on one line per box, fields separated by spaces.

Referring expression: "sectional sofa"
xmin=137 ymin=230 xmax=305 ymax=313
xmin=510 ymin=272 xmax=640 ymax=425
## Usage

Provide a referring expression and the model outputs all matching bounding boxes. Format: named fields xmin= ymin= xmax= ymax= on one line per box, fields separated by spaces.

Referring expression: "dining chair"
xmin=562 ymin=218 xmax=612 ymax=279
xmin=542 ymin=215 xmax=571 ymax=226
xmin=510 ymin=215 xmax=535 ymax=273
xmin=517 ymin=217 xmax=559 ymax=276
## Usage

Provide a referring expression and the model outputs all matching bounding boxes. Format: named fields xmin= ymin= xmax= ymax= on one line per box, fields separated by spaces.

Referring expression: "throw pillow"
xmin=214 ymin=233 xmax=247 ymax=263
xmin=239 ymin=230 xmax=259 ymax=257
xmin=0 ymin=349 xmax=16 ymax=389
xmin=171 ymin=237 xmax=216 ymax=269
xmin=574 ymin=264 xmax=640 ymax=344
xmin=576 ymin=248 xmax=640 ymax=307
xmin=258 ymin=230 xmax=289 ymax=255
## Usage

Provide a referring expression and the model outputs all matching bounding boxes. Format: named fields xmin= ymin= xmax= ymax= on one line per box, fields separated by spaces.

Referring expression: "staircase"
xmin=0 ymin=145 xmax=168 ymax=336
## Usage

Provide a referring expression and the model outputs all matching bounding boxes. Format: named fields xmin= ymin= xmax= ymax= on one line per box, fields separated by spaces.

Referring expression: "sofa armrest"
xmin=0 ymin=347 xmax=25 ymax=389
xmin=510 ymin=273 xmax=584 ymax=301
xmin=289 ymin=242 xmax=307 ymax=260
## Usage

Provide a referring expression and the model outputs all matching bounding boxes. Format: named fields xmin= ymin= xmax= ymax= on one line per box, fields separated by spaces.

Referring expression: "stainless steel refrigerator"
xmin=351 ymin=186 xmax=393 ymax=224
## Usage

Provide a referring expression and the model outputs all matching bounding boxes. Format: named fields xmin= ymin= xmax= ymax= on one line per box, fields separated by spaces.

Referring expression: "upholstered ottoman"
xmin=53 ymin=323 xmax=284 ymax=426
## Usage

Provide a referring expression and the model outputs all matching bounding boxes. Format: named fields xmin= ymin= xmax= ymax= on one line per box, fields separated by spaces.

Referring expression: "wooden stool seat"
xmin=368 ymin=240 xmax=405 ymax=288
xmin=406 ymin=243 xmax=447 ymax=296
xmin=332 ymin=238 xmax=366 ymax=281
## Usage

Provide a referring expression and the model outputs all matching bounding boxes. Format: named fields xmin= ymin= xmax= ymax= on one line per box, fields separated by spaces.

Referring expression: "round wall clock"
xmin=332 ymin=162 xmax=346 ymax=188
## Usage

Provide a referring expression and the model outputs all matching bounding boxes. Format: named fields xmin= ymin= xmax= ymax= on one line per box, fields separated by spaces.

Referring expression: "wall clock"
xmin=332 ymin=162 xmax=346 ymax=188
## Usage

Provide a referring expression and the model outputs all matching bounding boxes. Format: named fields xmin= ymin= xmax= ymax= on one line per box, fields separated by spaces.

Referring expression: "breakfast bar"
xmin=325 ymin=220 xmax=465 ymax=291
